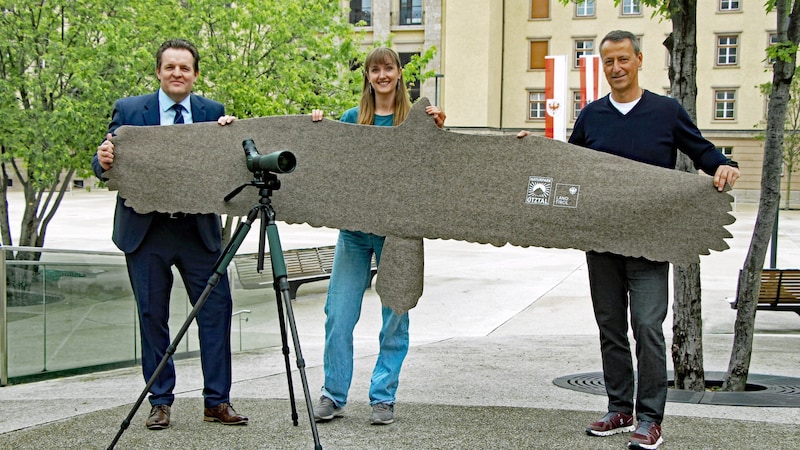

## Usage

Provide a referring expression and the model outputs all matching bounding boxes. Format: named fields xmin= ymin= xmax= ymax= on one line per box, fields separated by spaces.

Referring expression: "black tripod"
xmin=107 ymin=145 xmax=322 ymax=449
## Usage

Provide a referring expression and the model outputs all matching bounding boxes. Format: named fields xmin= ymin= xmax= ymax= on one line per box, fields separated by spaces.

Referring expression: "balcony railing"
xmin=392 ymin=7 xmax=424 ymax=26
xmin=349 ymin=10 xmax=372 ymax=26
xmin=0 ymin=245 xmax=285 ymax=385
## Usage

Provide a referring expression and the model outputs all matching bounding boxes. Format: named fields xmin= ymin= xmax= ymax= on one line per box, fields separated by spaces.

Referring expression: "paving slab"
xmin=1 ymin=190 xmax=798 ymax=449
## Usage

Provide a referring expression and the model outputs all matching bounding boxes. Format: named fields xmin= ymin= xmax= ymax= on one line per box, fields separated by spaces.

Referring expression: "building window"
xmin=768 ymin=33 xmax=778 ymax=65
xmin=574 ymin=39 xmax=594 ymax=68
xmin=714 ymin=89 xmax=736 ymax=120
xmin=573 ymin=91 xmax=583 ymax=120
xmin=575 ymin=0 xmax=595 ymax=17
xmin=717 ymin=146 xmax=734 ymax=157
xmin=716 ymin=35 xmax=738 ymax=66
xmin=399 ymin=53 xmax=422 ymax=100
xmin=621 ymin=0 xmax=641 ymax=15
xmin=399 ymin=0 xmax=423 ymax=25
xmin=529 ymin=91 xmax=547 ymax=120
xmin=531 ymin=0 xmax=549 ymax=19
xmin=349 ymin=0 xmax=371 ymax=26
xmin=719 ymin=0 xmax=740 ymax=12
xmin=530 ymin=40 xmax=549 ymax=70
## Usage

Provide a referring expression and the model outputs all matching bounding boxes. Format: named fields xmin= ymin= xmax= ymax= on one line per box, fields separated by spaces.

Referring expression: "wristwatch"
xmin=725 ymin=159 xmax=739 ymax=168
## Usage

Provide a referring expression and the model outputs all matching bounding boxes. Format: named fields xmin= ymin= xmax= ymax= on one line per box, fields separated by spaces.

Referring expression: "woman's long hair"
xmin=356 ymin=47 xmax=412 ymax=126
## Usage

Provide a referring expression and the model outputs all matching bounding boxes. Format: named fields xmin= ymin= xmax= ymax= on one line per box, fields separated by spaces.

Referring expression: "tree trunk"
xmin=16 ymin=167 xmax=74 ymax=252
xmin=5 ymin=165 xmax=75 ymax=305
xmin=665 ymin=0 xmax=705 ymax=391
xmin=671 ymin=263 xmax=705 ymax=389
xmin=1 ymin=152 xmax=13 ymax=257
xmin=724 ymin=0 xmax=800 ymax=391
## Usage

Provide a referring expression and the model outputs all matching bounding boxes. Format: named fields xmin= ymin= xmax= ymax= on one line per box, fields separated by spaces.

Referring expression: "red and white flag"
xmin=545 ymin=55 xmax=567 ymax=141
xmin=579 ymin=54 xmax=602 ymax=108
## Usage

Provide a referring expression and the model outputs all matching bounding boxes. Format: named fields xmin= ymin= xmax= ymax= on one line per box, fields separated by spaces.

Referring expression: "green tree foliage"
xmin=0 ymin=1 xmax=438 ymax=256
xmin=756 ymin=75 xmax=800 ymax=210
xmin=0 ymin=1 xmax=164 ymax=253
xmin=174 ymin=1 xmax=364 ymax=118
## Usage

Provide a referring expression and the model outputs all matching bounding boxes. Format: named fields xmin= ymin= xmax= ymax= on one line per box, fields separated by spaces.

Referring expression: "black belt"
xmin=154 ymin=212 xmax=190 ymax=220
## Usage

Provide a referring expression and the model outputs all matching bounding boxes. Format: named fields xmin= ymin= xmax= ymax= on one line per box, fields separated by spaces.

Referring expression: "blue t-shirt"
xmin=340 ymin=106 xmax=394 ymax=127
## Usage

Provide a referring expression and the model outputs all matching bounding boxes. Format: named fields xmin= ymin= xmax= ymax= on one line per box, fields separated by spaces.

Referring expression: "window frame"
xmin=529 ymin=39 xmax=549 ymax=70
xmin=717 ymin=146 xmax=734 ymax=157
xmin=573 ymin=39 xmax=595 ymax=68
xmin=531 ymin=0 xmax=550 ymax=20
xmin=767 ymin=32 xmax=778 ymax=65
xmin=348 ymin=0 xmax=372 ymax=26
xmin=719 ymin=0 xmax=740 ymax=12
xmin=575 ymin=0 xmax=595 ymax=18
xmin=399 ymin=52 xmax=422 ymax=101
xmin=528 ymin=90 xmax=547 ymax=120
xmin=716 ymin=34 xmax=739 ymax=66
xmin=714 ymin=89 xmax=737 ymax=121
xmin=621 ymin=0 xmax=642 ymax=16
xmin=572 ymin=90 xmax=583 ymax=120
xmin=398 ymin=0 xmax=423 ymax=26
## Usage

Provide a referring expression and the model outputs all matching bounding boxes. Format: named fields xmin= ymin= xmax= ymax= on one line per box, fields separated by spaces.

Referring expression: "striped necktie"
xmin=171 ymin=104 xmax=185 ymax=124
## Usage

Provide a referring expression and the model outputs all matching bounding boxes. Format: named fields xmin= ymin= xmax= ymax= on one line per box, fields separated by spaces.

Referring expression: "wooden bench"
xmin=232 ymin=245 xmax=377 ymax=300
xmin=731 ymin=269 xmax=800 ymax=316
xmin=754 ymin=269 xmax=800 ymax=315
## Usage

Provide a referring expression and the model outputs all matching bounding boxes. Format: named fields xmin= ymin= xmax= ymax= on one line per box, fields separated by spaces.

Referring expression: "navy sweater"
xmin=569 ymin=90 xmax=726 ymax=176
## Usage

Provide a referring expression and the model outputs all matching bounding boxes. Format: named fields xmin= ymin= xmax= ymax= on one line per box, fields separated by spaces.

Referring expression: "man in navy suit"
xmin=92 ymin=39 xmax=247 ymax=430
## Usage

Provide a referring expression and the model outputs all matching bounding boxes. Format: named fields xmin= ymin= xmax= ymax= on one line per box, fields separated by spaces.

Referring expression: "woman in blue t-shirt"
xmin=310 ymin=47 xmax=445 ymax=425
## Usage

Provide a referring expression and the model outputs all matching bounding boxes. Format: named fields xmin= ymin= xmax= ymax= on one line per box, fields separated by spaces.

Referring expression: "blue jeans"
xmin=586 ymin=251 xmax=669 ymax=424
xmin=321 ymin=230 xmax=410 ymax=408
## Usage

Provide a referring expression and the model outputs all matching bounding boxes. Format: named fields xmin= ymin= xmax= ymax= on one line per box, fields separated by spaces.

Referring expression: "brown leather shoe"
xmin=203 ymin=402 xmax=248 ymax=425
xmin=145 ymin=404 xmax=171 ymax=430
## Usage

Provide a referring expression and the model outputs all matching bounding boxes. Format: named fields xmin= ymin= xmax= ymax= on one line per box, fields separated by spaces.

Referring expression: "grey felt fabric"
xmin=375 ymin=235 xmax=424 ymax=313
xmin=105 ymin=98 xmax=735 ymax=313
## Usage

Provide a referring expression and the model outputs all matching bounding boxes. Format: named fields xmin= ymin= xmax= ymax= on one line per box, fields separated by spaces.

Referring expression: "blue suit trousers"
xmin=125 ymin=215 xmax=233 ymax=408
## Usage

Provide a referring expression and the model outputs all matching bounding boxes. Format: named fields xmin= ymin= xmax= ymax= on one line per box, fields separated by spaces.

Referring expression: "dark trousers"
xmin=125 ymin=216 xmax=233 ymax=408
xmin=586 ymin=251 xmax=668 ymax=424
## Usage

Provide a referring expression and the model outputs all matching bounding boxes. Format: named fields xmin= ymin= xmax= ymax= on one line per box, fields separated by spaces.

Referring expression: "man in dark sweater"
xmin=570 ymin=30 xmax=739 ymax=450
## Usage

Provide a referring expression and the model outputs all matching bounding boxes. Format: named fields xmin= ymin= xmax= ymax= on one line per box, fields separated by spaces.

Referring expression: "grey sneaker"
xmin=370 ymin=402 xmax=394 ymax=425
xmin=313 ymin=396 xmax=343 ymax=422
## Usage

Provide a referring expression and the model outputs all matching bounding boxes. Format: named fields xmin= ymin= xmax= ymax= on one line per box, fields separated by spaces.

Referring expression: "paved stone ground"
xmin=1 ymin=190 xmax=798 ymax=449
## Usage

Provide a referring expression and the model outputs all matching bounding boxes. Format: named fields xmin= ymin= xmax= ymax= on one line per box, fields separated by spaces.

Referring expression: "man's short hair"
xmin=600 ymin=30 xmax=641 ymax=54
xmin=156 ymin=39 xmax=201 ymax=73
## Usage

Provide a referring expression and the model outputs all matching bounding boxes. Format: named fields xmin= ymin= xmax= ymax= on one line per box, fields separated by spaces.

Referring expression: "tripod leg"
xmin=257 ymin=208 xmax=300 ymax=426
xmin=106 ymin=207 xmax=259 ymax=450
xmin=273 ymin=269 xmax=299 ymax=426
xmin=264 ymin=215 xmax=322 ymax=450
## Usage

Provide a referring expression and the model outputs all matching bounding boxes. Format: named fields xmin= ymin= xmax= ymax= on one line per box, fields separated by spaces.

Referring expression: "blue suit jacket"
xmin=92 ymin=92 xmax=225 ymax=253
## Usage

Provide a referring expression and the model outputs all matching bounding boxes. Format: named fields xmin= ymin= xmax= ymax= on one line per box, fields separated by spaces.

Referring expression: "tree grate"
xmin=553 ymin=371 xmax=800 ymax=407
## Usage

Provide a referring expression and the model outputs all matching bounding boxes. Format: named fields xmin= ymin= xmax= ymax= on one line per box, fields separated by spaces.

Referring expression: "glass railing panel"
xmin=2 ymin=246 xmax=288 ymax=383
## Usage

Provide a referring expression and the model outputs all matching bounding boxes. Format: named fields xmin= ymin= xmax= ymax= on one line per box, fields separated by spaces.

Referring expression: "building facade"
xmin=349 ymin=0 xmax=798 ymax=204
